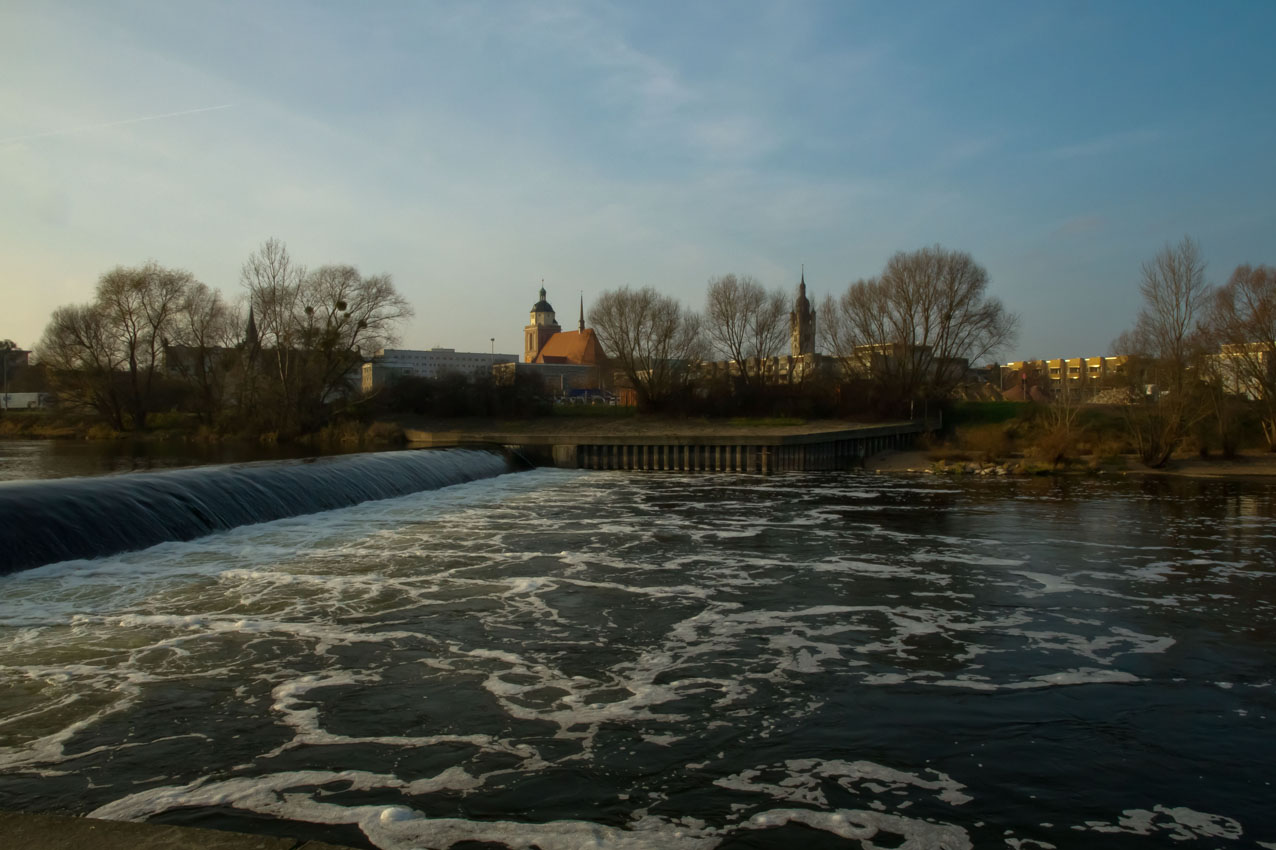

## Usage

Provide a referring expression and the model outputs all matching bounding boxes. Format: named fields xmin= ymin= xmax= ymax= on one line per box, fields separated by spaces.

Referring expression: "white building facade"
xmin=362 ymin=348 xmax=519 ymax=393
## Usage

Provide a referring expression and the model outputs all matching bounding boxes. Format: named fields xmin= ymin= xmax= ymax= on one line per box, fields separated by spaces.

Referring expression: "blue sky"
xmin=3 ymin=0 xmax=1274 ymax=361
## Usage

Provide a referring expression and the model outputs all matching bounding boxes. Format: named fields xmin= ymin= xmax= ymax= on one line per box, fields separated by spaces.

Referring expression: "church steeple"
xmin=790 ymin=267 xmax=816 ymax=357
xmin=244 ymin=306 xmax=259 ymax=352
xmin=525 ymin=282 xmax=562 ymax=362
xmin=579 ymin=293 xmax=585 ymax=333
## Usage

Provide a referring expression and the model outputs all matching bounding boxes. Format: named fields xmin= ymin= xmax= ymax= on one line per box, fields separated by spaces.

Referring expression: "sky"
xmin=3 ymin=0 xmax=1274 ymax=362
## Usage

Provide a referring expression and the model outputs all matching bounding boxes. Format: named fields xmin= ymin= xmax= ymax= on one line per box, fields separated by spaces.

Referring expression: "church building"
xmin=496 ymin=284 xmax=609 ymax=397
xmin=523 ymin=286 xmax=606 ymax=366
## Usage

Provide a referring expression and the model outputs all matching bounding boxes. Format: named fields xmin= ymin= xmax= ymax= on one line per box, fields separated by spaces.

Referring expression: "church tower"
xmin=790 ymin=268 xmax=816 ymax=356
xmin=524 ymin=285 xmax=562 ymax=362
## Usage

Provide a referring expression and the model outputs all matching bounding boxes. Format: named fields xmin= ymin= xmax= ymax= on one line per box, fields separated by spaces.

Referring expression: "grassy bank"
xmin=936 ymin=400 xmax=1272 ymax=471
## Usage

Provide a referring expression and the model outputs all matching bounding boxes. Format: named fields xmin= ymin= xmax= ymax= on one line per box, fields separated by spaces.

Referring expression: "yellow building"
xmin=1002 ymin=355 xmax=1128 ymax=399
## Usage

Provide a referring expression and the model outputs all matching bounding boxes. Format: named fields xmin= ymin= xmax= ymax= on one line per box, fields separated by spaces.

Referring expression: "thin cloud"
xmin=0 ymin=104 xmax=235 ymax=146
xmin=1038 ymin=129 xmax=1159 ymax=161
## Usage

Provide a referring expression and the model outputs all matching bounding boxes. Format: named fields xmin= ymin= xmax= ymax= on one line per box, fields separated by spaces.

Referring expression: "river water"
xmin=0 ymin=457 xmax=1274 ymax=849
xmin=0 ymin=438 xmax=352 ymax=482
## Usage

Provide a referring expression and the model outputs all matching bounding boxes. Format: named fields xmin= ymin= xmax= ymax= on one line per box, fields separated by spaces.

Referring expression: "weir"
xmin=408 ymin=420 xmax=932 ymax=472
xmin=0 ymin=448 xmax=510 ymax=575
xmin=560 ymin=425 xmax=916 ymax=472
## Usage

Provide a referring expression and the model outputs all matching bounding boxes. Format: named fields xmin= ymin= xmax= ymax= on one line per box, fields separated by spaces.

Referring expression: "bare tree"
xmin=1130 ymin=237 xmax=1211 ymax=392
xmin=169 ymin=282 xmax=240 ymax=426
xmin=1113 ymin=237 xmax=1213 ymax=467
xmin=821 ymin=246 xmax=1017 ymax=401
xmin=38 ymin=263 xmax=192 ymax=429
xmin=238 ymin=239 xmax=413 ymax=433
xmin=298 ymin=265 xmax=412 ymax=415
xmin=240 ymin=238 xmax=307 ymax=418
xmin=37 ymin=303 xmax=128 ymax=428
xmin=590 ymin=286 xmax=705 ymax=410
xmin=93 ymin=262 xmax=191 ymax=428
xmin=703 ymin=274 xmax=788 ymax=388
xmin=1208 ymin=263 xmax=1276 ymax=448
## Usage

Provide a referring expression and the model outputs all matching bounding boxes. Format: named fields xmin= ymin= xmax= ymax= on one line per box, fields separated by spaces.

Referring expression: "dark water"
xmin=0 ymin=438 xmax=348 ymax=483
xmin=0 ymin=470 xmax=1273 ymax=849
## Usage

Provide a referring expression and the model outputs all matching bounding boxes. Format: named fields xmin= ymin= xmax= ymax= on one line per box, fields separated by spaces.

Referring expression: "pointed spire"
xmin=579 ymin=292 xmax=585 ymax=333
xmin=800 ymin=264 xmax=806 ymax=294
xmin=244 ymin=305 xmax=259 ymax=350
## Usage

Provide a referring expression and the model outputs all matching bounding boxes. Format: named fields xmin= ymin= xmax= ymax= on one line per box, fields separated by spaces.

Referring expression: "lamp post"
xmin=490 ymin=338 xmax=494 ymax=356
xmin=0 ymin=344 xmax=13 ymax=413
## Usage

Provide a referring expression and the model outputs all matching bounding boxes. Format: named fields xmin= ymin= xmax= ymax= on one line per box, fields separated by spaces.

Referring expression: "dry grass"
xmin=958 ymin=423 xmax=1014 ymax=462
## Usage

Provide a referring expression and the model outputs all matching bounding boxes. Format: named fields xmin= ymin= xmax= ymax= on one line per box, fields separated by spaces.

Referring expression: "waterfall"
xmin=0 ymin=448 xmax=510 ymax=574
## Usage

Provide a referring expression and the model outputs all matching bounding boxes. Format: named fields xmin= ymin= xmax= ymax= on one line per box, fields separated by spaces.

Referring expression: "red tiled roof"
xmin=533 ymin=329 xmax=606 ymax=365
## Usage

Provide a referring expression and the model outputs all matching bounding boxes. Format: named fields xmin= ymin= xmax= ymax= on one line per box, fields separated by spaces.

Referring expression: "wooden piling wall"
xmin=407 ymin=420 xmax=933 ymax=474
xmin=538 ymin=422 xmax=928 ymax=472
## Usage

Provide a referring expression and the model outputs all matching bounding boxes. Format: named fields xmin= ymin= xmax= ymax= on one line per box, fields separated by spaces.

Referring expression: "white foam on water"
xmin=912 ymin=552 xmax=1028 ymax=568
xmin=472 ymin=638 xmax=700 ymax=740
xmin=90 ymin=770 xmax=633 ymax=850
xmin=742 ymin=808 xmax=972 ymax=850
xmin=264 ymin=670 xmax=537 ymax=761
xmin=1010 ymin=571 xmax=1079 ymax=594
xmin=368 ymin=813 xmax=721 ymax=850
xmin=717 ymin=758 xmax=972 ymax=808
xmin=0 ymin=659 xmax=158 ymax=771
xmin=931 ymin=668 xmax=1140 ymax=691
xmin=1004 ymin=626 xmax=1175 ymax=663
xmin=3 ymin=469 xmax=1273 ymax=846
xmin=711 ymin=757 xmax=974 ymax=848
xmin=1078 ymin=805 xmax=1243 ymax=841
xmin=92 ymin=763 xmax=974 ymax=850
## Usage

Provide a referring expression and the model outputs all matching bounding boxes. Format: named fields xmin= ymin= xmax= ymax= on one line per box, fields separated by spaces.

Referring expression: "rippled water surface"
xmin=1 ymin=470 xmax=1274 ymax=849
xmin=0 ymin=438 xmax=355 ymax=482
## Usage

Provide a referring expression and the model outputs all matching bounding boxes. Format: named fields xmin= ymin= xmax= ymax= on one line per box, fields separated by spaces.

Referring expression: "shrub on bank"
xmin=1029 ymin=425 xmax=1079 ymax=469
xmin=84 ymin=423 xmax=122 ymax=441
xmin=365 ymin=421 xmax=407 ymax=444
xmin=959 ymin=422 xmax=1015 ymax=462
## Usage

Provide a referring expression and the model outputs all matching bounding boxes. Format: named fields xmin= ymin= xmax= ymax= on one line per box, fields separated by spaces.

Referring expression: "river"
xmin=0 ymin=438 xmax=359 ymax=482
xmin=0 ymin=451 xmax=1273 ymax=849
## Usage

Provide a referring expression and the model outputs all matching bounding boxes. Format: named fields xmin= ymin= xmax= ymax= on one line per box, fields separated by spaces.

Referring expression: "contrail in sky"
xmin=0 ymin=104 xmax=235 ymax=146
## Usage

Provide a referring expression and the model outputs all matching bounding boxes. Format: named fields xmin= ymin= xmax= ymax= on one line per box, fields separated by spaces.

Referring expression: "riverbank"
xmin=868 ymin=448 xmax=1276 ymax=479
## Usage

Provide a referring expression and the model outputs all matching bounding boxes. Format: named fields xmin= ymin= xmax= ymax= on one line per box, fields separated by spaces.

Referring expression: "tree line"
xmin=23 ymin=234 xmax=1275 ymax=463
xmin=35 ymin=239 xmax=411 ymax=437
xmin=588 ymin=245 xmax=1018 ymax=413
xmin=1110 ymin=236 xmax=1276 ymax=465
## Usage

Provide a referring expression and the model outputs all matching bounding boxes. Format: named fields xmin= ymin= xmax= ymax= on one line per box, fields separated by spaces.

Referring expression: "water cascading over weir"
xmin=0 ymin=448 xmax=510 ymax=575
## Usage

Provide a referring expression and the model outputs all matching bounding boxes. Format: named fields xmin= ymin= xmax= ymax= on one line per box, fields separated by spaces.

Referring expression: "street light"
xmin=0 ymin=344 xmax=13 ymax=413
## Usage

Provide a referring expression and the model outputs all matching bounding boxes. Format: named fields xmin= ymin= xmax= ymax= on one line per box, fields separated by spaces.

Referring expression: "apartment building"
xmin=1003 ymin=355 xmax=1128 ymax=399
xmin=361 ymin=348 xmax=519 ymax=393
